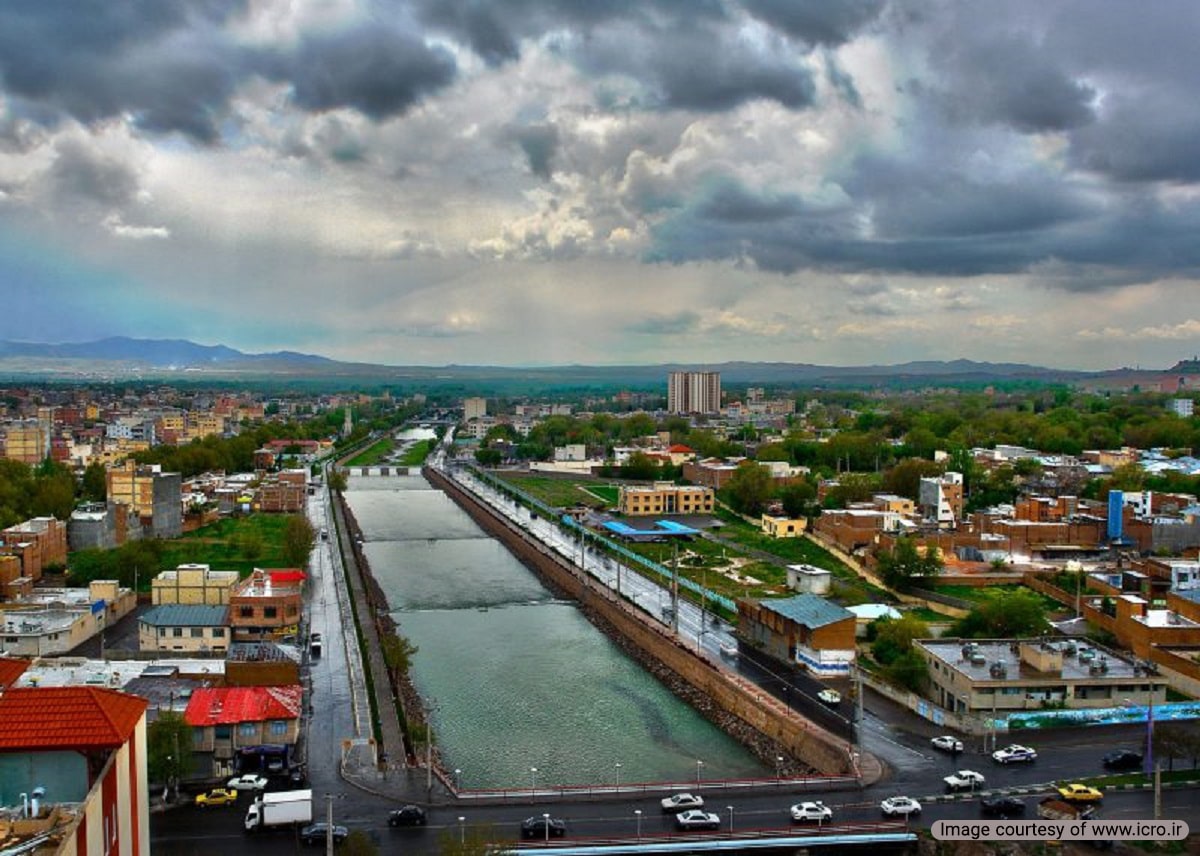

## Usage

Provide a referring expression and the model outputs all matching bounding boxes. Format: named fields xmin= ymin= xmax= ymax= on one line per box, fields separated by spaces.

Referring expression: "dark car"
xmin=520 ymin=816 xmax=566 ymax=839
xmin=1102 ymin=749 xmax=1143 ymax=771
xmin=981 ymin=796 xmax=1026 ymax=817
xmin=299 ymin=823 xmax=348 ymax=846
xmin=388 ymin=805 xmax=428 ymax=827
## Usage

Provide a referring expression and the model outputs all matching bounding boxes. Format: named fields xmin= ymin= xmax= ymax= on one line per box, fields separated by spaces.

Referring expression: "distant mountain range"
xmin=0 ymin=336 xmax=1174 ymax=389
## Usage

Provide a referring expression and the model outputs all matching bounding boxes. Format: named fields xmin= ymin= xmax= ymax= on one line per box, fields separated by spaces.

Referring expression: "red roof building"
xmin=0 ymin=687 xmax=149 ymax=855
xmin=184 ymin=686 xmax=303 ymax=778
xmin=0 ymin=656 xmax=30 ymax=690
xmin=267 ymin=569 xmax=306 ymax=586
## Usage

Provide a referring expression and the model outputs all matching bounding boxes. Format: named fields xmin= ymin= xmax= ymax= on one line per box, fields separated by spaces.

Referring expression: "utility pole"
xmin=1154 ymin=760 xmax=1162 ymax=820
xmin=671 ymin=541 xmax=680 ymax=635
xmin=325 ymin=794 xmax=335 ymax=856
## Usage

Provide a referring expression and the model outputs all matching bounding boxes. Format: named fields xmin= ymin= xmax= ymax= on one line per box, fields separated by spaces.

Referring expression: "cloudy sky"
xmin=0 ymin=0 xmax=1197 ymax=369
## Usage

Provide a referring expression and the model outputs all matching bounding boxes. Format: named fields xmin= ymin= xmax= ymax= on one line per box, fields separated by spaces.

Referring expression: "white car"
xmin=790 ymin=801 xmax=832 ymax=823
xmin=943 ymin=770 xmax=986 ymax=791
xmin=675 ymin=810 xmax=721 ymax=830
xmin=817 ymin=689 xmax=842 ymax=705
xmin=881 ymin=796 xmax=922 ymax=817
xmin=992 ymin=744 xmax=1038 ymax=764
xmin=931 ymin=735 xmax=964 ymax=753
xmin=661 ymin=793 xmax=704 ymax=813
xmin=225 ymin=774 xmax=269 ymax=792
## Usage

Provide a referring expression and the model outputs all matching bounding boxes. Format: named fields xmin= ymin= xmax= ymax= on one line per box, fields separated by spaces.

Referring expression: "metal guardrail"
xmin=498 ymin=821 xmax=916 ymax=854
xmin=452 ymin=773 xmax=858 ymax=802
xmin=466 ymin=466 xmax=735 ymax=613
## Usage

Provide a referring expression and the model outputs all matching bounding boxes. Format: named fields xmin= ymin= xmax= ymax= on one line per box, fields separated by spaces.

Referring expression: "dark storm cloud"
xmin=0 ymin=1 xmax=247 ymax=143
xmin=47 ymin=138 xmax=140 ymax=208
xmin=0 ymin=2 xmax=458 ymax=142
xmin=287 ymin=26 xmax=457 ymax=120
xmin=504 ymin=123 xmax=560 ymax=179
xmin=739 ymin=0 xmax=886 ymax=46
xmin=1068 ymin=91 xmax=1200 ymax=183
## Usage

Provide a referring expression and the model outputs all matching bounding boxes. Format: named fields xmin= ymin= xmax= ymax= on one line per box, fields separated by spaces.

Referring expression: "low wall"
xmin=426 ymin=467 xmax=855 ymax=776
xmin=860 ymin=670 xmax=976 ymax=734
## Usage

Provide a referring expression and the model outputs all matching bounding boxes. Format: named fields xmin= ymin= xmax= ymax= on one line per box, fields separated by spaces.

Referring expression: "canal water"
xmin=345 ymin=439 xmax=766 ymax=789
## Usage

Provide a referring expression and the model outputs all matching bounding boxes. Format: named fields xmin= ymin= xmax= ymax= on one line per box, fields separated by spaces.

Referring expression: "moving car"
xmin=992 ymin=744 xmax=1038 ymax=764
xmin=387 ymin=804 xmax=428 ymax=826
xmin=790 ymin=801 xmax=832 ymax=823
xmin=299 ymin=822 xmax=348 ymax=845
xmin=520 ymin=816 xmax=566 ymax=839
xmin=1057 ymin=783 xmax=1104 ymax=803
xmin=194 ymin=788 xmax=237 ymax=807
xmin=880 ymin=796 xmax=922 ymax=817
xmin=1102 ymin=749 xmax=1143 ymax=771
xmin=817 ymin=689 xmax=842 ymax=705
xmin=943 ymin=770 xmax=986 ymax=791
xmin=931 ymin=735 xmax=964 ymax=753
xmin=675 ymin=810 xmax=721 ymax=830
xmin=981 ymin=796 xmax=1026 ymax=817
xmin=226 ymin=774 xmax=269 ymax=792
xmin=661 ymin=793 xmax=704 ymax=813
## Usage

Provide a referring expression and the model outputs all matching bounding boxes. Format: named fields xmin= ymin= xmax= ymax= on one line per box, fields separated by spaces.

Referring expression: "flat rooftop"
xmin=919 ymin=638 xmax=1144 ymax=682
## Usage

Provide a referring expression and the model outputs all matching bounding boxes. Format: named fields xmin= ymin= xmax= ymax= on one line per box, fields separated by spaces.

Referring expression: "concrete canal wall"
xmin=425 ymin=466 xmax=855 ymax=777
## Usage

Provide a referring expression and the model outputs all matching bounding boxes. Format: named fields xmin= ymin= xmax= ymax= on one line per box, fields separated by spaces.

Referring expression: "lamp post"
xmin=454 ymin=768 xmax=462 ymax=792
xmin=776 ymin=755 xmax=784 ymax=782
xmin=614 ymin=762 xmax=622 ymax=792
xmin=634 ymin=809 xmax=642 ymax=841
xmin=727 ymin=805 xmax=735 ymax=833
xmin=695 ymin=760 xmax=704 ymax=789
xmin=543 ymin=812 xmax=551 ymax=843
xmin=530 ymin=767 xmax=538 ymax=800
xmin=458 ymin=816 xmax=466 ymax=845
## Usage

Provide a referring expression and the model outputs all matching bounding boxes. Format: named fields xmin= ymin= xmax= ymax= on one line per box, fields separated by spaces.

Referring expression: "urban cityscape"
xmin=1 ymin=1 xmax=1199 ymax=855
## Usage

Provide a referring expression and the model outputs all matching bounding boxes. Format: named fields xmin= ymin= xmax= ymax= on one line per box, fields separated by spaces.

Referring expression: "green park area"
xmin=398 ymin=439 xmax=435 ymax=466
xmin=495 ymin=473 xmax=612 ymax=508
xmin=346 ymin=436 xmax=395 ymax=466
xmin=930 ymin=583 xmax=1064 ymax=612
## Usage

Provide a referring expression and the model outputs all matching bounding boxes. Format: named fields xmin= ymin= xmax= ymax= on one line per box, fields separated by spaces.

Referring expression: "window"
xmin=215 ymin=725 xmax=231 ymax=740
xmin=191 ymin=628 xmax=203 ymax=638
xmin=159 ymin=628 xmax=166 ymax=637
xmin=193 ymin=729 xmax=204 ymax=746
xmin=240 ymin=723 xmax=257 ymax=737
xmin=172 ymin=628 xmax=183 ymax=637
xmin=239 ymin=605 xmax=254 ymax=618
xmin=213 ymin=627 xmax=225 ymax=637
xmin=264 ymin=606 xmax=278 ymax=619
xmin=270 ymin=720 xmax=288 ymax=736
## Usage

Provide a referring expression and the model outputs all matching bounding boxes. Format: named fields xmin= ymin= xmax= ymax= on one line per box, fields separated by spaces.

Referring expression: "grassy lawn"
xmin=1074 ymin=768 xmax=1200 ymax=788
xmin=585 ymin=485 xmax=620 ymax=506
xmin=905 ymin=606 xmax=958 ymax=623
xmin=346 ymin=436 xmax=395 ymax=466
xmin=496 ymin=473 xmax=608 ymax=508
xmin=398 ymin=439 xmax=434 ymax=466
xmin=159 ymin=515 xmax=292 ymax=577
xmin=930 ymin=584 xmax=1063 ymax=611
xmin=616 ymin=536 xmax=791 ymax=600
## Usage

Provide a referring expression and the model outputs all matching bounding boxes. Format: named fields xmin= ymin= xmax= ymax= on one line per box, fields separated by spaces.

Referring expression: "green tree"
xmin=870 ymin=614 xmax=930 ymax=666
xmin=776 ymin=481 xmax=817 ymax=519
xmin=884 ymin=650 xmax=929 ymax=692
xmin=281 ymin=514 xmax=316 ymax=568
xmin=340 ymin=831 xmax=380 ymax=856
xmin=876 ymin=538 xmax=942 ymax=591
xmin=239 ymin=529 xmax=265 ymax=564
xmin=950 ymin=589 xmax=1049 ymax=638
xmin=327 ymin=469 xmax=348 ymax=493
xmin=474 ymin=448 xmax=503 ymax=466
xmin=80 ymin=461 xmax=108 ymax=503
xmin=147 ymin=711 xmax=192 ymax=790
xmin=725 ymin=461 xmax=772 ymax=516
xmin=381 ymin=632 xmax=419 ymax=676
xmin=881 ymin=458 xmax=945 ymax=501
xmin=622 ymin=451 xmax=660 ymax=481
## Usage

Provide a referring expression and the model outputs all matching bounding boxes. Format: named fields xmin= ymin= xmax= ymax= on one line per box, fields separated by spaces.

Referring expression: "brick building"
xmin=736 ymin=594 xmax=856 ymax=677
xmin=228 ymin=569 xmax=302 ymax=641
xmin=617 ymin=482 xmax=714 ymax=516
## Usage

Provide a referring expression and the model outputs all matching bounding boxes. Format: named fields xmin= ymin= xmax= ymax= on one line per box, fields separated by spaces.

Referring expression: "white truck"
xmin=244 ymin=789 xmax=313 ymax=832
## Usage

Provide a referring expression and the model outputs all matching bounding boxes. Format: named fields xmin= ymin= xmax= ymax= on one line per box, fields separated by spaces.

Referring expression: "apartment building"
xmin=228 ymin=569 xmax=302 ymax=641
xmin=617 ymin=482 xmax=714 ymax=516
xmin=463 ymin=397 xmax=487 ymax=421
xmin=137 ymin=605 xmax=230 ymax=653
xmin=151 ymin=564 xmax=240 ymax=605
xmin=667 ymin=371 xmax=721 ymax=415
xmin=1 ymin=418 xmax=49 ymax=463
xmin=0 ymin=516 xmax=68 ymax=584
xmin=917 ymin=638 xmax=1165 ymax=714
xmin=106 ymin=462 xmax=183 ymax=539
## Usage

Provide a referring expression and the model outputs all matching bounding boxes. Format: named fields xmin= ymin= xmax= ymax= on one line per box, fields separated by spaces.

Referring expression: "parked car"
xmin=817 ymin=689 xmax=841 ymax=705
xmin=194 ymin=788 xmax=237 ymax=807
xmin=790 ymin=801 xmax=832 ymax=823
xmin=520 ymin=816 xmax=566 ymax=839
xmin=944 ymin=770 xmax=986 ymax=791
xmin=675 ymin=810 xmax=721 ymax=830
xmin=388 ymin=805 xmax=428 ymax=827
xmin=992 ymin=744 xmax=1038 ymax=764
xmin=931 ymin=735 xmax=964 ymax=753
xmin=299 ymin=823 xmax=349 ymax=846
xmin=880 ymin=796 xmax=922 ymax=817
xmin=660 ymin=793 xmax=704 ymax=813
xmin=981 ymin=796 xmax=1026 ymax=817
xmin=226 ymin=774 xmax=269 ymax=792
xmin=1102 ymin=749 xmax=1143 ymax=771
xmin=1057 ymin=783 xmax=1104 ymax=803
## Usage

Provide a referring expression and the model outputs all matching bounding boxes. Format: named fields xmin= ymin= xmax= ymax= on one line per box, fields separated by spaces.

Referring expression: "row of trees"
xmin=0 ymin=458 xmax=101 ymax=532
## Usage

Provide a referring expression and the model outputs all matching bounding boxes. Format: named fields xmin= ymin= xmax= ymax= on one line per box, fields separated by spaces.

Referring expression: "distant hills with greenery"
xmin=0 ymin=336 xmax=1189 ymax=392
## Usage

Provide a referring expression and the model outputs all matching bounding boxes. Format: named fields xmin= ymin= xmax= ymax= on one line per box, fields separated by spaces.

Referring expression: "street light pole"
xmin=695 ymin=760 xmax=703 ymax=789
xmin=454 ymin=768 xmax=462 ymax=792
xmin=727 ymin=805 xmax=735 ymax=833
xmin=543 ymin=812 xmax=551 ymax=843
xmin=615 ymin=762 xmax=621 ymax=792
xmin=530 ymin=767 xmax=538 ymax=800
xmin=458 ymin=816 xmax=466 ymax=845
xmin=634 ymin=809 xmax=642 ymax=841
